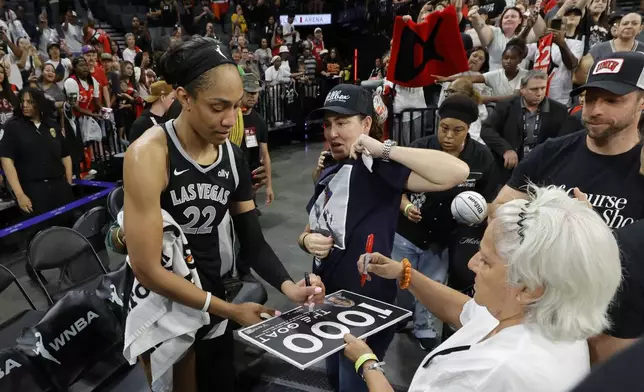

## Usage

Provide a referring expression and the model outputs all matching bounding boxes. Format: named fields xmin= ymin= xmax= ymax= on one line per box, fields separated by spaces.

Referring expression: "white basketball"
xmin=451 ymin=191 xmax=487 ymax=225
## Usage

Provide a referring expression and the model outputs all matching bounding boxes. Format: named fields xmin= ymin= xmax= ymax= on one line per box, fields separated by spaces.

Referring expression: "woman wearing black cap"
xmin=122 ymin=37 xmax=325 ymax=391
xmin=297 ymin=84 xmax=470 ymax=392
xmin=392 ymin=95 xmax=498 ymax=350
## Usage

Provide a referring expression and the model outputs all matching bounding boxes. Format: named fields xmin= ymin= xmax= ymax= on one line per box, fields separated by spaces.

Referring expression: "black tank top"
xmin=159 ymin=120 xmax=238 ymax=284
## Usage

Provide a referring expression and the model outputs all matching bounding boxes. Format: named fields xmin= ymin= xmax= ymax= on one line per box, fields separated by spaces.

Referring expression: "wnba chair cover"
xmin=0 ymin=264 xmax=44 ymax=350
xmin=15 ymin=290 xmax=123 ymax=391
xmin=0 ymin=348 xmax=52 ymax=392
xmin=95 ymin=263 xmax=130 ymax=328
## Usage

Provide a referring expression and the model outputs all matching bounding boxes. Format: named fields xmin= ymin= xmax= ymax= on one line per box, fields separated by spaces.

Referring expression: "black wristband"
xmin=299 ymin=232 xmax=311 ymax=253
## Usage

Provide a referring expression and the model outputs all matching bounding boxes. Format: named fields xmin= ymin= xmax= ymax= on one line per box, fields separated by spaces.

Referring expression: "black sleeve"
xmin=231 ymin=144 xmax=254 ymax=202
xmin=232 ymin=210 xmax=293 ymax=291
xmin=128 ymin=117 xmax=153 ymax=142
xmin=506 ymin=141 xmax=547 ymax=191
xmin=0 ymin=125 xmax=18 ymax=160
xmin=606 ymin=222 xmax=644 ymax=339
xmin=480 ymin=101 xmax=515 ymax=158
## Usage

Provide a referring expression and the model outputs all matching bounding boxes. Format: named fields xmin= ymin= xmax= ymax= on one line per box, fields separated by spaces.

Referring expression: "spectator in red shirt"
xmin=312 ymin=27 xmax=325 ymax=63
xmin=83 ymin=23 xmax=112 ymax=55
xmin=82 ymin=45 xmax=110 ymax=108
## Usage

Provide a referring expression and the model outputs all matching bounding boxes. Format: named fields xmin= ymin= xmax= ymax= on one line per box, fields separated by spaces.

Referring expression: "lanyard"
xmin=522 ymin=108 xmax=541 ymax=147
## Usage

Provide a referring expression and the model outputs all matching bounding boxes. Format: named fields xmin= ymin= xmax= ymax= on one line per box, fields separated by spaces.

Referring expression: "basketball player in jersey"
xmin=122 ymin=37 xmax=325 ymax=391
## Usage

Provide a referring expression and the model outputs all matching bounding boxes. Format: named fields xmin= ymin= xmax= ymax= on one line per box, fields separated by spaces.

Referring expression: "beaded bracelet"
xmin=399 ymin=258 xmax=412 ymax=290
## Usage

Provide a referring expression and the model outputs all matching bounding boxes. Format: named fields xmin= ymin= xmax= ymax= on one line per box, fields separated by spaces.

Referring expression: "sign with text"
xmin=279 ymin=14 xmax=332 ymax=26
xmin=238 ymin=290 xmax=411 ymax=369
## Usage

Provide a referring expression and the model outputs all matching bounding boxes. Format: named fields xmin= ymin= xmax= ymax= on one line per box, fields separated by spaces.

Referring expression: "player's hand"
xmin=404 ymin=203 xmax=422 ymax=223
xmin=265 ymin=186 xmax=274 ymax=205
xmin=350 ymin=134 xmax=384 ymax=160
xmin=357 ymin=252 xmax=403 ymax=281
xmin=303 ymin=233 xmax=334 ymax=259
xmin=402 ymin=15 xmax=413 ymax=22
xmin=231 ymin=302 xmax=281 ymax=327
xmin=503 ymin=150 xmax=519 ymax=169
xmin=343 ymin=334 xmax=374 ymax=364
xmin=282 ymin=276 xmax=325 ymax=305
xmin=16 ymin=193 xmax=33 ymax=213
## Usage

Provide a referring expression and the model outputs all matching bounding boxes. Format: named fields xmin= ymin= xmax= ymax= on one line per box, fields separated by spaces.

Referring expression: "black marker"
xmin=304 ymin=272 xmax=314 ymax=312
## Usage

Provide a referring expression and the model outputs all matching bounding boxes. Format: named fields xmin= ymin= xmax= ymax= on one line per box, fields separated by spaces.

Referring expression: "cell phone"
xmin=322 ymin=151 xmax=334 ymax=165
xmin=550 ymin=18 xmax=562 ymax=30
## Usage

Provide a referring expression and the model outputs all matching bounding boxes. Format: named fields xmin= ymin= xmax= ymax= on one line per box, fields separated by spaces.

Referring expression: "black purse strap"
xmin=422 ymin=344 xmax=471 ymax=368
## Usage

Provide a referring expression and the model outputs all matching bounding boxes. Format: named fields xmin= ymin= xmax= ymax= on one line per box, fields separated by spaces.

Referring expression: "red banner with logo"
xmin=386 ymin=6 xmax=469 ymax=87
xmin=533 ymin=33 xmax=555 ymax=96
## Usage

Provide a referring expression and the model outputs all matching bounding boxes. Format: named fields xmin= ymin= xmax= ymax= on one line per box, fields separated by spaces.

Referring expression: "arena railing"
xmin=390 ymin=107 xmax=439 ymax=146
xmin=257 ymin=78 xmax=340 ymax=131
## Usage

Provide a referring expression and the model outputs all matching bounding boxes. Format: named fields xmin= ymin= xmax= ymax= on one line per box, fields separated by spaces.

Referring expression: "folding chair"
xmin=106 ymin=186 xmax=124 ymax=221
xmin=73 ymin=205 xmax=109 ymax=252
xmin=0 ymin=264 xmax=44 ymax=349
xmin=27 ymin=227 xmax=108 ymax=305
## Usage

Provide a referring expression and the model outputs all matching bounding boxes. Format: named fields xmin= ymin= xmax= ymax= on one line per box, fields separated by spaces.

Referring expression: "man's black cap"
xmin=309 ymin=84 xmax=374 ymax=119
xmin=571 ymin=51 xmax=644 ymax=96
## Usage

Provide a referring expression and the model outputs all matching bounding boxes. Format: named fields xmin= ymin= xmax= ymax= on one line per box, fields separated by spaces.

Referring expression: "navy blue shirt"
xmin=306 ymin=158 xmax=411 ymax=304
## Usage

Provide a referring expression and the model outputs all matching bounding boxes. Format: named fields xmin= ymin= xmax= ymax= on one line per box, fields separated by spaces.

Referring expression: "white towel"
xmin=120 ymin=210 xmax=218 ymax=383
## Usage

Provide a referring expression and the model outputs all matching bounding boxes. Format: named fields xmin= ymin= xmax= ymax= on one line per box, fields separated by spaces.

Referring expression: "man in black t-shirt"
xmin=241 ymin=73 xmax=274 ymax=205
xmin=493 ymin=51 xmax=644 ymax=363
xmin=129 ymin=81 xmax=175 ymax=142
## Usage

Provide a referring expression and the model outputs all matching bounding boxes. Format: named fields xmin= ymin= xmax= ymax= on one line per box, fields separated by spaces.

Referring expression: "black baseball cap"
xmin=309 ymin=84 xmax=374 ymax=119
xmin=564 ymin=7 xmax=583 ymax=16
xmin=570 ymin=51 xmax=644 ymax=96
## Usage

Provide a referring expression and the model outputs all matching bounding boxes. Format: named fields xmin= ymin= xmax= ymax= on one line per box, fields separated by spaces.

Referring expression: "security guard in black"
xmin=0 ymin=115 xmax=73 ymax=215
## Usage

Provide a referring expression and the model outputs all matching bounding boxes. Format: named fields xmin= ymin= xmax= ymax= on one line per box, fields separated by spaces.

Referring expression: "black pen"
xmin=305 ymin=272 xmax=314 ymax=312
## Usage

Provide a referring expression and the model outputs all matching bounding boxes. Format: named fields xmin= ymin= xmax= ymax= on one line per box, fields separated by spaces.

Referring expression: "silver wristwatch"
xmin=360 ymin=361 xmax=386 ymax=380
xmin=381 ymin=140 xmax=397 ymax=162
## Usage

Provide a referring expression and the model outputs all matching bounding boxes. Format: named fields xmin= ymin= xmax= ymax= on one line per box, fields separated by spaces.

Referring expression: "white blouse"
xmin=408 ymin=300 xmax=590 ymax=392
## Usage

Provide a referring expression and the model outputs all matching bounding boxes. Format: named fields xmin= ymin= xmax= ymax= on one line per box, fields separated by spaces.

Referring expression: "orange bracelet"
xmin=399 ymin=258 xmax=412 ymax=290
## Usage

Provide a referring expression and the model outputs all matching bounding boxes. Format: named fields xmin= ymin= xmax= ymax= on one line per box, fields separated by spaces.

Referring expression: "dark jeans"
xmin=325 ymin=326 xmax=395 ymax=392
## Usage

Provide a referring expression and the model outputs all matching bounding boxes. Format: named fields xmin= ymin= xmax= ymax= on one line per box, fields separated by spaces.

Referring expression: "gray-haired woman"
xmin=344 ymin=185 xmax=622 ymax=392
